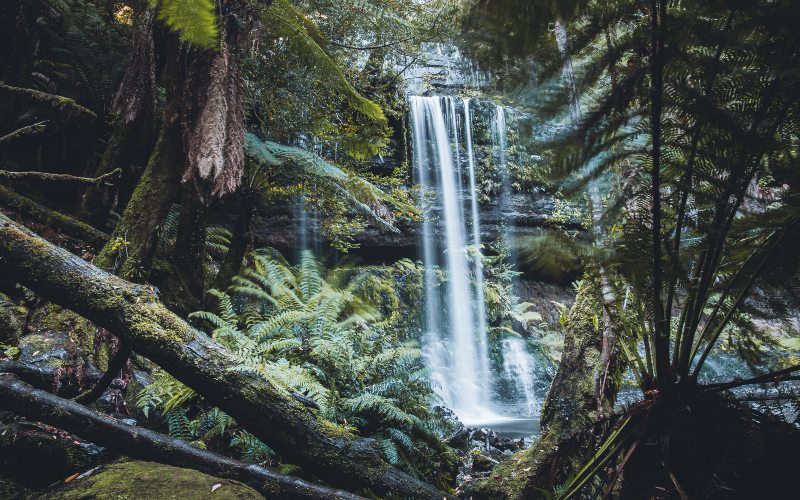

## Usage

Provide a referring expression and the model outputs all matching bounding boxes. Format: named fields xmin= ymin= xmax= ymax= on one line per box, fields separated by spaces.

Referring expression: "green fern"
xmin=263 ymin=0 xmax=384 ymax=121
xmin=149 ymin=0 xmax=218 ymax=48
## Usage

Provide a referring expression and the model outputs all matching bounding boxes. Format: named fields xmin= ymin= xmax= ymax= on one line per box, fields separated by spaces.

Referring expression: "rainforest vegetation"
xmin=0 ymin=0 xmax=799 ymax=498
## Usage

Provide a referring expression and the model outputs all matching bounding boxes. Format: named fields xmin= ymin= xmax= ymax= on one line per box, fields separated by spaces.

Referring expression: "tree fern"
xmin=149 ymin=0 xmax=218 ymax=48
xmin=263 ymin=0 xmax=384 ymax=122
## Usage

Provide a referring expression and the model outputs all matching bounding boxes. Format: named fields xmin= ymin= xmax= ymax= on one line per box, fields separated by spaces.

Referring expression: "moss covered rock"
xmin=41 ymin=461 xmax=265 ymax=499
xmin=0 ymin=292 xmax=27 ymax=345
xmin=18 ymin=330 xmax=81 ymax=368
xmin=27 ymin=303 xmax=102 ymax=367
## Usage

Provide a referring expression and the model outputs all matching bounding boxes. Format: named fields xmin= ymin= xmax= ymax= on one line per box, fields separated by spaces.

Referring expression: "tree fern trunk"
xmin=78 ymin=9 xmax=158 ymax=229
xmin=213 ymin=193 xmax=256 ymax=290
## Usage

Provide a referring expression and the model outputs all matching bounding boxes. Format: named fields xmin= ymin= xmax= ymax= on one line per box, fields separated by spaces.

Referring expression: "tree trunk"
xmin=94 ymin=29 xmax=184 ymax=278
xmin=78 ymin=118 xmax=155 ymax=229
xmin=468 ymin=271 xmax=621 ymax=499
xmin=0 ymin=213 xmax=449 ymax=499
xmin=0 ymin=359 xmax=104 ymax=397
xmin=0 ymin=374 xmax=365 ymax=500
xmin=214 ymin=193 xmax=256 ymax=290
xmin=555 ymin=18 xmax=622 ymax=416
xmin=78 ymin=9 xmax=158 ymax=229
xmin=173 ymin=177 xmax=211 ymax=308
xmin=93 ymin=120 xmax=183 ymax=278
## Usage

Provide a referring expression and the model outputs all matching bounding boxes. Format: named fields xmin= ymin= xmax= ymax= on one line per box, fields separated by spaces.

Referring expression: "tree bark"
xmin=0 ymin=212 xmax=449 ymax=499
xmin=78 ymin=9 xmax=158 ymax=228
xmin=0 ymin=359 xmax=103 ymax=397
xmin=173 ymin=177 xmax=211 ymax=308
xmin=94 ymin=29 xmax=184 ymax=278
xmin=73 ymin=340 xmax=131 ymax=405
xmin=93 ymin=119 xmax=183 ymax=277
xmin=0 ymin=184 xmax=109 ymax=248
xmin=469 ymin=271 xmax=620 ymax=499
xmin=0 ymin=374 xmax=365 ymax=500
xmin=214 ymin=193 xmax=256 ymax=290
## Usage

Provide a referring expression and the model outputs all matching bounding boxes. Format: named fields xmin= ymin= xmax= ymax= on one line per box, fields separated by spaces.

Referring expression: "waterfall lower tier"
xmin=409 ymin=95 xmax=538 ymax=426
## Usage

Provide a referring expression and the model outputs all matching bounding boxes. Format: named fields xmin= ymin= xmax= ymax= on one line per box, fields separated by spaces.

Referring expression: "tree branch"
xmin=701 ymin=365 xmax=800 ymax=393
xmin=0 ymin=185 xmax=109 ymax=248
xmin=0 ymin=167 xmax=122 ymax=185
xmin=73 ymin=340 xmax=132 ymax=405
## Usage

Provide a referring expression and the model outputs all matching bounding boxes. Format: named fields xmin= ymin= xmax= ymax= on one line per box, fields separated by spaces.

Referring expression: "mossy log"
xmin=0 ymin=359 xmax=103 ymax=397
xmin=0 ymin=213 xmax=449 ymax=498
xmin=0 ymin=184 xmax=109 ymax=248
xmin=0 ymin=374 xmax=364 ymax=499
xmin=0 ymin=168 xmax=121 ymax=185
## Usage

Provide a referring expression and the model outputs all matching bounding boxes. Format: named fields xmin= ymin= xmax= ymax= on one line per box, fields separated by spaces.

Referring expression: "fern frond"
xmin=149 ymin=0 xmax=218 ymax=48
xmin=263 ymin=0 xmax=384 ymax=121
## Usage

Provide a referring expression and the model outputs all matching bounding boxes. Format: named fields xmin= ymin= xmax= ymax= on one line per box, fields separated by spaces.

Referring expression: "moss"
xmin=318 ymin=419 xmax=357 ymax=440
xmin=96 ymin=123 xmax=183 ymax=275
xmin=41 ymin=461 xmax=265 ymax=499
xmin=469 ymin=269 xmax=612 ymax=499
xmin=0 ymin=292 xmax=27 ymax=344
xmin=27 ymin=303 xmax=101 ymax=367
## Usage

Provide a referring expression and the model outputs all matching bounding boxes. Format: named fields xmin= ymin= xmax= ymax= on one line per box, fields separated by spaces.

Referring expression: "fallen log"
xmin=0 ymin=374 xmax=364 ymax=500
xmin=0 ymin=185 xmax=109 ymax=248
xmin=0 ymin=359 xmax=104 ymax=397
xmin=0 ymin=213 xmax=449 ymax=498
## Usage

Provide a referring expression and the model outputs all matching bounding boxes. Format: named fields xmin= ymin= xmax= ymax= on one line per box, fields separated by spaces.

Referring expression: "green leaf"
xmin=150 ymin=0 xmax=218 ymax=48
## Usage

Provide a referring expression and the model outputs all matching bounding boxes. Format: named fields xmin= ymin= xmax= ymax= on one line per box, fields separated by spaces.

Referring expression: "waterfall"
xmin=410 ymin=96 xmax=493 ymax=423
xmin=464 ymin=99 xmax=491 ymax=393
xmin=502 ymin=338 xmax=538 ymax=416
xmin=410 ymin=95 xmax=539 ymax=426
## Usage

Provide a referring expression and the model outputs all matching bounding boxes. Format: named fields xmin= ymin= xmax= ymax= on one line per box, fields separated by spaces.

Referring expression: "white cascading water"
xmin=502 ymin=337 xmax=538 ymax=416
xmin=410 ymin=95 xmax=538 ymax=424
xmin=411 ymin=96 xmax=491 ymax=422
xmin=464 ymin=99 xmax=491 ymax=392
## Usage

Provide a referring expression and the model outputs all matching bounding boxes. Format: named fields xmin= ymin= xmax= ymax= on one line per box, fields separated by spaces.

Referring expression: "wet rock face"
xmin=40 ymin=460 xmax=265 ymax=499
xmin=211 ymin=189 xmax=573 ymax=265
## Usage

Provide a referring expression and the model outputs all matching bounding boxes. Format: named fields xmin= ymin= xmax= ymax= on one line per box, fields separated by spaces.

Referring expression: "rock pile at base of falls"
xmin=435 ymin=406 xmax=533 ymax=483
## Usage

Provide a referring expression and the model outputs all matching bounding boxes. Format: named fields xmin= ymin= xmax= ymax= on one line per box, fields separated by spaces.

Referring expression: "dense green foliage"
xmin=138 ymin=250 xmax=456 ymax=485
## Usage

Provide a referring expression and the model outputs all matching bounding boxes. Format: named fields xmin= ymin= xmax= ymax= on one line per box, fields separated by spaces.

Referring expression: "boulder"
xmin=18 ymin=330 xmax=81 ymax=368
xmin=40 ymin=460 xmax=265 ymax=499
xmin=434 ymin=405 xmax=470 ymax=450
xmin=470 ymin=449 xmax=499 ymax=473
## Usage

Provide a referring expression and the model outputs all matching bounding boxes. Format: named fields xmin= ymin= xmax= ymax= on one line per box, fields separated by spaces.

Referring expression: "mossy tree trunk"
xmin=94 ymin=30 xmax=184 ymax=278
xmin=93 ymin=120 xmax=184 ymax=278
xmin=0 ymin=184 xmax=109 ymax=249
xmin=0 ymin=213 xmax=450 ymax=499
xmin=173 ymin=177 xmax=212 ymax=307
xmin=78 ymin=116 xmax=157 ymax=229
xmin=470 ymin=269 xmax=623 ymax=499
